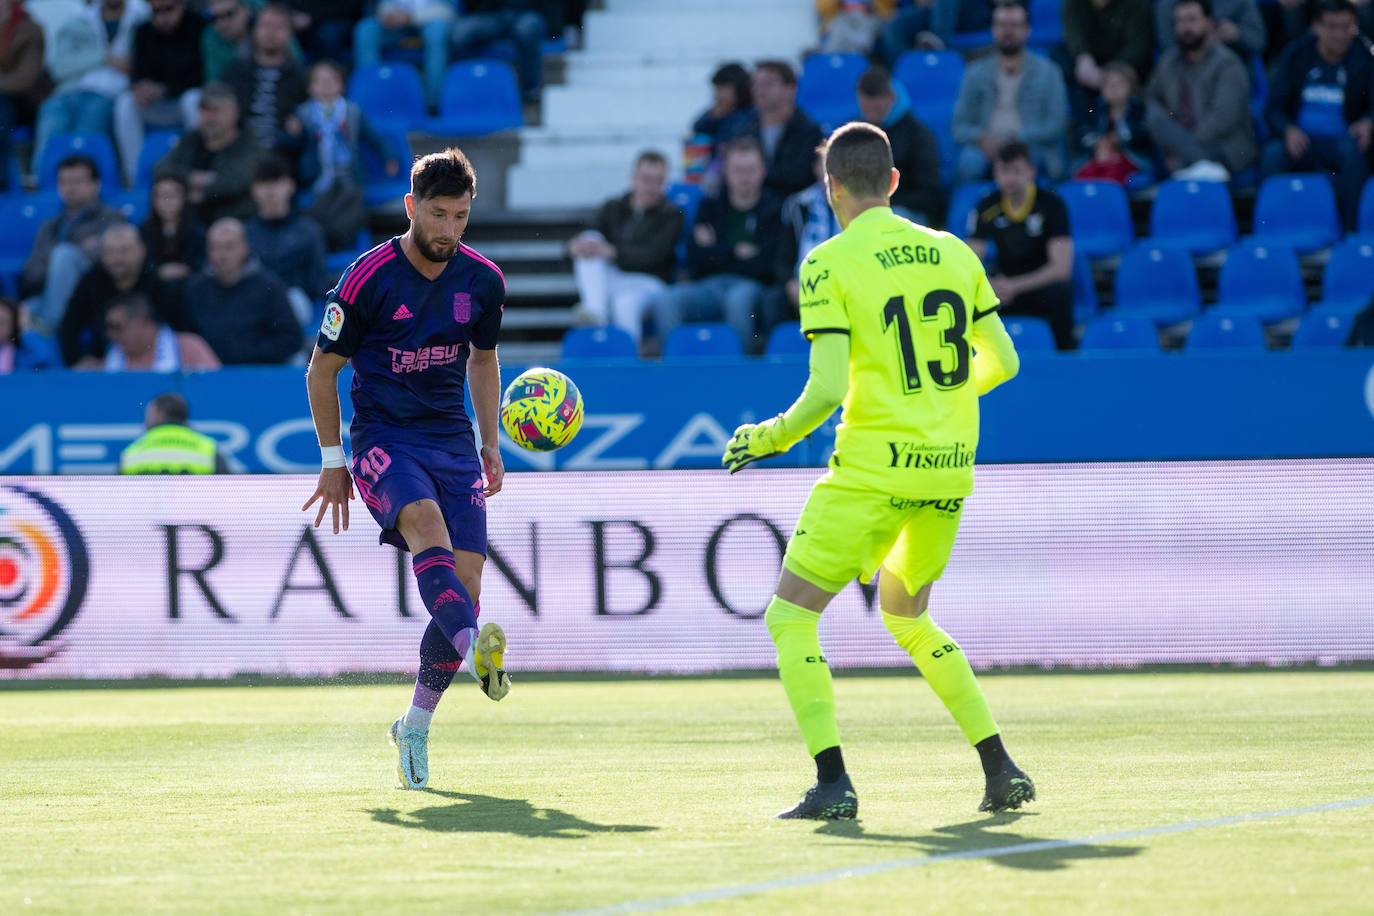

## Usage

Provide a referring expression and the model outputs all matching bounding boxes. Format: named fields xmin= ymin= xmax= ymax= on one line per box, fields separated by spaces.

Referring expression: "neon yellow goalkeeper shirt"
xmin=797 ymin=205 xmax=1016 ymax=498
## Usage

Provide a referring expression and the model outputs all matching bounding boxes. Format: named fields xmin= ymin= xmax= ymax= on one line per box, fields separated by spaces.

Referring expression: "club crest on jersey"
xmin=321 ymin=303 xmax=344 ymax=340
xmin=453 ymin=293 xmax=471 ymax=324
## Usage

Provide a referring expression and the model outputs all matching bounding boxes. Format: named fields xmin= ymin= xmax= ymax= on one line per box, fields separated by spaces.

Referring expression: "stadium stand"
xmin=946 ymin=181 xmax=994 ymax=237
xmin=1187 ymin=313 xmax=1268 ymax=351
xmin=1249 ymin=174 xmax=1342 ymax=254
xmin=663 ymin=322 xmax=743 ymax=358
xmin=1212 ymin=241 xmax=1308 ymax=325
xmin=893 ymin=51 xmax=965 ymax=107
xmin=1079 ymin=316 xmax=1161 ymax=351
xmin=1071 ymin=249 xmax=1098 ymax=324
xmin=797 ymin=53 xmax=866 ymax=130
xmin=35 ymin=132 xmax=120 ymax=191
xmin=562 ymin=325 xmax=639 ymax=360
xmin=1003 ymin=316 xmax=1056 ymax=352
xmin=1058 ymin=180 xmax=1133 ymax=259
xmin=1148 ymin=179 xmax=1238 ymax=255
xmin=764 ymin=321 xmax=808 ymax=357
xmin=1290 ymin=311 xmax=1354 ymax=350
xmin=1111 ymin=244 xmax=1202 ymax=326
xmin=428 ymin=60 xmax=524 ymax=136
xmin=347 ymin=64 xmax=428 ymax=130
xmin=1317 ymin=238 xmax=1374 ymax=315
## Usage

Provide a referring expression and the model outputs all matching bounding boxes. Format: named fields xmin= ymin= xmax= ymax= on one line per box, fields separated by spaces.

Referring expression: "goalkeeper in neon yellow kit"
xmin=723 ymin=122 xmax=1033 ymax=819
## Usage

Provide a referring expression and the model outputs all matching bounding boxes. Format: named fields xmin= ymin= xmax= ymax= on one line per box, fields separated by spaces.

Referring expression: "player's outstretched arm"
xmin=467 ymin=345 xmax=504 ymax=497
xmin=302 ymin=346 xmax=355 ymax=533
xmin=722 ymin=332 xmax=849 ymax=473
xmin=970 ymin=312 xmax=1020 ymax=396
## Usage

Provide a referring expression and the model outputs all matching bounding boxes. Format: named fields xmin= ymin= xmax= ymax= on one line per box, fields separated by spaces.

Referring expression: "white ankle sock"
xmin=403 ymin=705 xmax=433 ymax=731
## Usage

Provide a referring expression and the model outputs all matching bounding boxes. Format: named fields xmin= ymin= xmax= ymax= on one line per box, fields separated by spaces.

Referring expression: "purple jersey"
xmin=318 ymin=237 xmax=504 ymax=458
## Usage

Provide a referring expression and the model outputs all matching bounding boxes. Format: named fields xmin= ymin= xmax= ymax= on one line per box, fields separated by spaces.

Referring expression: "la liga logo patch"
xmin=321 ymin=303 xmax=345 ymax=340
xmin=0 ymin=487 xmax=89 ymax=670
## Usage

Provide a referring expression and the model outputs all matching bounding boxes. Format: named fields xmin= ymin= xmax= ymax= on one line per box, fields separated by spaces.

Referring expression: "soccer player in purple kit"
xmin=302 ymin=147 xmax=511 ymax=790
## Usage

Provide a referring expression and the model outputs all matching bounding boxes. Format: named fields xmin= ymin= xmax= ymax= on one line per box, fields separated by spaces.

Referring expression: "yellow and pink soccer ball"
xmin=500 ymin=368 xmax=584 ymax=451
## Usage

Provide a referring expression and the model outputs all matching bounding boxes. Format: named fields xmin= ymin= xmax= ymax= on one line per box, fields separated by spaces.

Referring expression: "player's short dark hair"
xmin=1313 ymin=0 xmax=1357 ymax=20
xmin=410 ymin=147 xmax=476 ymax=202
xmin=993 ymin=0 xmax=1029 ymax=20
xmin=56 ymin=155 xmax=98 ymax=181
xmin=711 ymin=62 xmax=752 ymax=109
xmin=754 ymin=60 xmax=797 ymax=87
xmin=107 ymin=290 xmax=155 ymax=324
xmin=149 ymin=391 xmax=191 ymax=425
xmin=257 ymin=2 xmax=293 ymax=24
xmin=723 ymin=135 xmax=765 ymax=164
xmin=994 ymin=139 xmax=1033 ymax=165
xmin=1175 ymin=0 xmax=1213 ymax=17
xmin=253 ymin=155 xmax=294 ymax=184
xmin=820 ymin=122 xmax=893 ymax=199
xmin=199 ymin=81 xmax=237 ymax=107
xmin=856 ymin=66 xmax=894 ymax=99
xmin=635 ymin=150 xmax=668 ymax=170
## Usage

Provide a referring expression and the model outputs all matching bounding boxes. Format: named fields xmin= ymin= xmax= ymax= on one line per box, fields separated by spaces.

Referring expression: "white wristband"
xmin=320 ymin=445 xmax=347 ymax=468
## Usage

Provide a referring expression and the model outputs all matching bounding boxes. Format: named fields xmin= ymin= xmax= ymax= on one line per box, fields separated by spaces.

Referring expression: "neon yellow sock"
xmin=883 ymin=611 xmax=998 ymax=745
xmin=765 ymin=597 xmax=840 ymax=757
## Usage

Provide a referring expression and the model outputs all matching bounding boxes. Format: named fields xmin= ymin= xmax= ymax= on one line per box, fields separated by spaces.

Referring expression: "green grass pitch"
xmin=3 ymin=671 xmax=1372 ymax=914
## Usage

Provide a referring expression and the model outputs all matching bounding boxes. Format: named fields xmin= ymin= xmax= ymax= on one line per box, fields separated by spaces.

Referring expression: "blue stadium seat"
xmin=1212 ymin=241 xmax=1307 ymax=323
xmin=893 ymin=51 xmax=964 ymax=106
xmin=0 ymin=194 xmax=62 ymax=296
xmin=1072 ymin=248 xmax=1098 ymax=323
xmin=1186 ymin=313 xmax=1267 ymax=351
xmin=1058 ymin=180 xmax=1133 ymax=258
xmin=666 ymin=181 xmax=704 ymax=267
xmin=1028 ymin=0 xmax=1063 ymax=44
xmin=562 ymin=325 xmax=639 ymax=359
xmin=1149 ymin=179 xmax=1237 ymax=254
xmin=1250 ymin=173 xmax=1340 ymax=253
xmin=1003 ymin=316 xmax=1056 ymax=351
xmin=1316 ymin=237 xmax=1374 ymax=314
xmin=361 ymin=126 xmax=413 ymax=206
xmin=428 ymin=60 xmax=523 ymax=135
xmin=797 ymin=53 xmax=867 ymax=130
xmin=764 ymin=321 xmax=809 ymax=356
xmin=347 ymin=64 xmax=427 ymax=129
xmin=1290 ymin=311 xmax=1352 ymax=349
xmin=663 ymin=322 xmax=743 ymax=358
xmin=1360 ymin=178 xmax=1374 ymax=236
xmin=1079 ymin=316 xmax=1160 ymax=351
xmin=946 ymin=181 xmax=993 ymax=237
xmin=36 ymin=132 xmax=120 ymax=191
xmin=949 ymin=28 xmax=993 ymax=51
xmin=133 ymin=130 xmax=181 ymax=190
xmin=917 ymin=101 xmax=957 ymax=184
xmin=1111 ymin=244 xmax=1202 ymax=325
xmin=110 ymin=190 xmax=148 ymax=225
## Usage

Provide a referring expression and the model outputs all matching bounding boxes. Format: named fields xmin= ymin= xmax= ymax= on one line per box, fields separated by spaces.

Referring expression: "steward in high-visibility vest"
xmin=119 ymin=392 xmax=226 ymax=474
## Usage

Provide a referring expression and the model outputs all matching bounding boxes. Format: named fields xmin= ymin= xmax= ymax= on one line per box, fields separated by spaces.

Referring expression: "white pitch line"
xmin=554 ymin=796 xmax=1374 ymax=916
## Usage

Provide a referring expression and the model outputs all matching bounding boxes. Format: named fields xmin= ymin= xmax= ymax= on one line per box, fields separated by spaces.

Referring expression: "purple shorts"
xmin=351 ymin=443 xmax=487 ymax=555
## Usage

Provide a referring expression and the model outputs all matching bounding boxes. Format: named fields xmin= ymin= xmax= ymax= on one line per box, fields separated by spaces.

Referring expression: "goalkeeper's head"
xmin=819 ymin=122 xmax=899 ymax=228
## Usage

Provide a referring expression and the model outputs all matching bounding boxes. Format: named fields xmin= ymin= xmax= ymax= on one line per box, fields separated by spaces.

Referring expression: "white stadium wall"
xmin=2 ymin=461 xmax=1372 ymax=679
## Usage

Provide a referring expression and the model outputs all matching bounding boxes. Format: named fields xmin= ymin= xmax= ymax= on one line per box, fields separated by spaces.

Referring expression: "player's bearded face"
xmin=409 ymin=192 xmax=472 ymax=263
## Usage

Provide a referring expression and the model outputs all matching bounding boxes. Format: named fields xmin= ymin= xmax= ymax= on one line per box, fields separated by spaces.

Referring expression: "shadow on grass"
xmin=815 ymin=812 xmax=1143 ymax=871
xmin=366 ymin=790 xmax=658 ymax=839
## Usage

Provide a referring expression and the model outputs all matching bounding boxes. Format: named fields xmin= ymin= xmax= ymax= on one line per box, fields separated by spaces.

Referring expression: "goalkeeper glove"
xmin=722 ymin=415 xmax=792 ymax=474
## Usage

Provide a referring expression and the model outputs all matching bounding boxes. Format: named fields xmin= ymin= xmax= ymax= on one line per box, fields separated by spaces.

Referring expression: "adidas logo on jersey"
xmin=392 ymin=304 xmax=414 ymax=320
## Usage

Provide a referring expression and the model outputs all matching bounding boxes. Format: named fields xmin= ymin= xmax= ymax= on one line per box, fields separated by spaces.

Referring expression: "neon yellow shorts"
xmin=782 ymin=470 xmax=966 ymax=595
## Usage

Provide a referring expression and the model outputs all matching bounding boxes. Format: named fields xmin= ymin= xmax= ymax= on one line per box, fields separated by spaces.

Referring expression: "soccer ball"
xmin=500 ymin=368 xmax=584 ymax=451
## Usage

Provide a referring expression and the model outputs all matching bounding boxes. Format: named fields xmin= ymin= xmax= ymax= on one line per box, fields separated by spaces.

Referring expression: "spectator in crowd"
xmin=968 ymin=140 xmax=1075 ymax=350
xmin=855 ymin=65 xmax=944 ymax=224
xmin=155 ymin=83 xmax=264 ymax=224
xmin=745 ymin=60 xmax=826 ymax=199
xmin=1144 ymin=0 xmax=1256 ymax=179
xmin=203 ymin=0 xmax=305 ymax=84
xmin=284 ymin=60 xmax=397 ymax=251
xmin=1262 ymin=0 xmax=1371 ymax=231
xmin=59 ymin=222 xmax=190 ymax=366
xmin=141 ymin=175 xmax=206 ymax=284
xmin=766 ymin=152 xmax=841 ymax=331
xmin=1156 ymin=0 xmax=1266 ymax=59
xmin=0 ymin=296 xmax=60 ymax=373
xmin=98 ymin=290 xmax=219 ymax=372
xmin=1075 ymin=61 xmax=1155 ymax=183
xmin=878 ymin=0 xmax=993 ymax=61
xmin=354 ymin=0 xmax=456 ymax=111
xmin=1061 ymin=0 xmax=1155 ymax=119
xmin=646 ymin=137 xmax=782 ymax=354
xmin=222 ymin=3 xmax=307 ymax=154
xmin=245 ymin=155 xmax=327 ymax=327
xmin=952 ymin=1 xmax=1069 ymax=183
xmin=0 ymin=0 xmax=53 ymax=192
xmin=113 ymin=0 xmax=204 ymax=187
xmin=22 ymin=155 xmax=125 ymax=334
xmin=567 ymin=150 xmax=684 ymax=345
xmin=186 ymin=217 xmax=301 ymax=365
xmin=1260 ymin=0 xmax=1374 ymax=59
xmin=119 ymin=391 xmax=227 ymax=474
xmin=280 ymin=0 xmax=365 ymax=64
xmin=691 ymin=62 xmax=755 ymax=176
xmin=816 ymin=0 xmax=884 ymax=54
xmin=32 ymin=0 xmax=146 ymax=170
xmin=449 ymin=1 xmax=548 ymax=102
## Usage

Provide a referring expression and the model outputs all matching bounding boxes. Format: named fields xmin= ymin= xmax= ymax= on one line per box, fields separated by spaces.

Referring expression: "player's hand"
xmin=722 ymin=416 xmax=790 ymax=474
xmin=1284 ymin=126 xmax=1310 ymax=160
xmin=480 ymin=443 xmax=504 ymax=497
xmin=302 ymin=466 xmax=355 ymax=534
